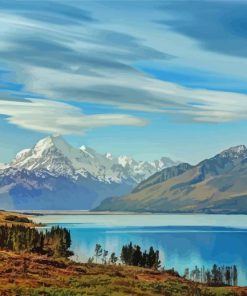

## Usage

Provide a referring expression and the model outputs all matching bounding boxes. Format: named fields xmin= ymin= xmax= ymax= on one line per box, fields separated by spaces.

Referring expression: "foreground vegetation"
xmin=0 ymin=251 xmax=246 ymax=296
xmin=0 ymin=224 xmax=72 ymax=257
xmin=89 ymin=242 xmax=161 ymax=270
xmin=185 ymin=265 xmax=238 ymax=286
xmin=89 ymin=243 xmax=239 ymax=288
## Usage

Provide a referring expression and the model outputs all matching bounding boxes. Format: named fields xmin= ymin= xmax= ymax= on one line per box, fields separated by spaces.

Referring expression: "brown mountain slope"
xmin=95 ymin=145 xmax=247 ymax=213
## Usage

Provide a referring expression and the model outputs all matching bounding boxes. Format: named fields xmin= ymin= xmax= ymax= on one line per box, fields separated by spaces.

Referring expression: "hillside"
xmin=0 ymin=251 xmax=245 ymax=296
xmin=0 ymin=210 xmax=36 ymax=226
xmin=96 ymin=145 xmax=247 ymax=213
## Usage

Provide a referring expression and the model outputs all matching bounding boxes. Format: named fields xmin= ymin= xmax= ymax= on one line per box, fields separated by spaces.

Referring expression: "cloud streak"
xmin=158 ymin=0 xmax=247 ymax=58
xmin=23 ymin=66 xmax=247 ymax=123
xmin=0 ymin=0 xmax=96 ymax=25
xmin=0 ymin=1 xmax=247 ymax=125
xmin=0 ymin=99 xmax=147 ymax=135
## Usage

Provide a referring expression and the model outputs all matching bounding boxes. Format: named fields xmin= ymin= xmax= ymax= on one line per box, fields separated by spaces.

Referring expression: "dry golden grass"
xmin=0 ymin=210 xmax=37 ymax=227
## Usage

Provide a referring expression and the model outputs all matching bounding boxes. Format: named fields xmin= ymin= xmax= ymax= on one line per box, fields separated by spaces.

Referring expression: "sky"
xmin=1 ymin=0 xmax=247 ymax=164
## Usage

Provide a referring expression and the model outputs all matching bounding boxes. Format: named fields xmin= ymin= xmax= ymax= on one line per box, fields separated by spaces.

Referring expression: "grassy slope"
xmin=0 ymin=210 xmax=37 ymax=226
xmin=0 ymin=251 xmax=246 ymax=296
xmin=97 ymin=166 xmax=247 ymax=213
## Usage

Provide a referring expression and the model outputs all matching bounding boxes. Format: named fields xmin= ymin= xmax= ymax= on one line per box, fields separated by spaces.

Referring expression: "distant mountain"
xmin=95 ymin=145 xmax=247 ymax=214
xmin=0 ymin=135 xmax=178 ymax=210
xmin=132 ymin=163 xmax=193 ymax=193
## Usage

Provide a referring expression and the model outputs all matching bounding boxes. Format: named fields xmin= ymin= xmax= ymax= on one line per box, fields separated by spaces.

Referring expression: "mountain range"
xmin=95 ymin=145 xmax=247 ymax=214
xmin=0 ymin=135 xmax=178 ymax=210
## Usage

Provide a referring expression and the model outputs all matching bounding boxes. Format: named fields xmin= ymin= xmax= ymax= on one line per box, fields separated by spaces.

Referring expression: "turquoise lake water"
xmin=33 ymin=214 xmax=247 ymax=286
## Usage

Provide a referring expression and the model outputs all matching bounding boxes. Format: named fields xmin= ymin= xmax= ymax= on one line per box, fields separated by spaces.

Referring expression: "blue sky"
xmin=1 ymin=0 xmax=247 ymax=164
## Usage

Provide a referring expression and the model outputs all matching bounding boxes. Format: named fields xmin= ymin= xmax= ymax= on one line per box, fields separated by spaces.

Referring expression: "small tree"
xmin=233 ymin=265 xmax=238 ymax=286
xmin=154 ymin=250 xmax=161 ymax=270
xmin=225 ymin=267 xmax=231 ymax=286
xmin=205 ymin=270 xmax=211 ymax=284
xmin=184 ymin=268 xmax=190 ymax=280
xmin=211 ymin=264 xmax=218 ymax=285
xmin=94 ymin=244 xmax=103 ymax=263
xmin=141 ymin=250 xmax=148 ymax=268
xmin=121 ymin=242 xmax=133 ymax=265
xmin=132 ymin=245 xmax=142 ymax=266
xmin=147 ymin=247 xmax=156 ymax=269
xmin=102 ymin=249 xmax=109 ymax=264
xmin=194 ymin=265 xmax=201 ymax=282
xmin=88 ymin=256 xmax=94 ymax=264
xmin=109 ymin=252 xmax=118 ymax=264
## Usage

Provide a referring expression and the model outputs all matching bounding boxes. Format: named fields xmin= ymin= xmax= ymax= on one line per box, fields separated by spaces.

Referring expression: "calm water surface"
xmin=33 ymin=214 xmax=247 ymax=286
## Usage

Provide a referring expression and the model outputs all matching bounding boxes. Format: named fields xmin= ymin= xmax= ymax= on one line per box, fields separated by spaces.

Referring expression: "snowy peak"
xmin=8 ymin=135 xmax=178 ymax=184
xmin=223 ymin=145 xmax=247 ymax=154
xmin=13 ymin=135 xmax=75 ymax=164
xmin=15 ymin=148 xmax=31 ymax=160
xmin=152 ymin=157 xmax=180 ymax=170
xmin=33 ymin=135 xmax=74 ymax=157
xmin=118 ymin=155 xmax=136 ymax=167
xmin=105 ymin=153 xmax=113 ymax=160
xmin=217 ymin=145 xmax=247 ymax=160
xmin=11 ymin=135 xmax=84 ymax=176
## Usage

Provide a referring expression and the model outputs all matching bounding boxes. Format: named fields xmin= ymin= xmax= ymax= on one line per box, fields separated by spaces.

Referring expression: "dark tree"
xmin=0 ymin=224 xmax=72 ymax=258
xmin=109 ymin=252 xmax=118 ymax=264
xmin=94 ymin=244 xmax=103 ymax=263
xmin=211 ymin=264 xmax=218 ymax=285
xmin=102 ymin=249 xmax=109 ymax=264
xmin=132 ymin=245 xmax=142 ymax=266
xmin=120 ymin=243 xmax=161 ymax=270
xmin=233 ymin=265 xmax=238 ymax=286
xmin=147 ymin=247 xmax=156 ymax=269
xmin=225 ymin=267 xmax=231 ymax=286
xmin=154 ymin=250 xmax=161 ymax=270
xmin=121 ymin=242 xmax=133 ymax=265
xmin=141 ymin=250 xmax=148 ymax=268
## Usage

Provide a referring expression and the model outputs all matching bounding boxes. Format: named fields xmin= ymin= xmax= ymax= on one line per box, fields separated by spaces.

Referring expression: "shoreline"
xmin=10 ymin=210 xmax=247 ymax=216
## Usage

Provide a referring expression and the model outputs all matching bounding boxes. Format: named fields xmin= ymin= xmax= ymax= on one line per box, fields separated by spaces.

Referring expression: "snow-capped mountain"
xmin=0 ymin=135 xmax=178 ymax=210
xmin=9 ymin=135 xmax=178 ymax=184
xmin=213 ymin=144 xmax=247 ymax=160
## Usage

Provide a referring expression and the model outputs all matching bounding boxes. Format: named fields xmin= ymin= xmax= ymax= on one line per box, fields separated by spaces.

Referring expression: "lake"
xmin=33 ymin=213 xmax=247 ymax=286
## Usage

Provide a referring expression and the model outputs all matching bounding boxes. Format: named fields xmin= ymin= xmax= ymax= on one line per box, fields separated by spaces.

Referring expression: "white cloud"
xmin=0 ymin=99 xmax=147 ymax=134
xmin=24 ymin=66 xmax=247 ymax=123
